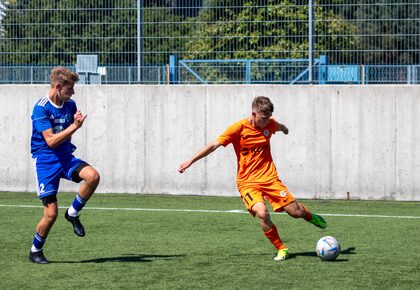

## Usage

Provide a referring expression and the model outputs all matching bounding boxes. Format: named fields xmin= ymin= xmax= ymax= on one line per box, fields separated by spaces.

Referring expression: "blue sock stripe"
xmin=33 ymin=232 xmax=46 ymax=249
xmin=35 ymin=232 xmax=46 ymax=242
xmin=76 ymin=194 xmax=87 ymax=204
xmin=72 ymin=194 xmax=87 ymax=211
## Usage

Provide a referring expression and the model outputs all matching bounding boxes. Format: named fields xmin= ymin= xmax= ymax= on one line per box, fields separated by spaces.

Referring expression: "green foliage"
xmin=142 ymin=5 xmax=194 ymax=65
xmin=184 ymin=0 xmax=359 ymax=61
xmin=0 ymin=0 xmax=418 ymax=68
xmin=354 ymin=1 xmax=420 ymax=64
xmin=181 ymin=0 xmax=359 ymax=81
xmin=0 ymin=0 xmax=137 ymax=65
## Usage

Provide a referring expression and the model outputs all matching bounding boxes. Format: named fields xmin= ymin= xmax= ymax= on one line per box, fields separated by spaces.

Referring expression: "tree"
xmin=141 ymin=2 xmax=194 ymax=65
xmin=354 ymin=0 xmax=419 ymax=65
xmin=0 ymin=0 xmax=417 ymax=70
xmin=184 ymin=0 xmax=359 ymax=61
xmin=179 ymin=0 xmax=359 ymax=82
xmin=0 ymin=0 xmax=138 ymax=65
xmin=0 ymin=1 xmax=8 ymax=37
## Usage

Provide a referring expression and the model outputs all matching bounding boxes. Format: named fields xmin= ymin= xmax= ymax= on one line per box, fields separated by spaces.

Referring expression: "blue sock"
xmin=31 ymin=232 xmax=46 ymax=252
xmin=72 ymin=194 xmax=87 ymax=211
xmin=68 ymin=194 xmax=87 ymax=217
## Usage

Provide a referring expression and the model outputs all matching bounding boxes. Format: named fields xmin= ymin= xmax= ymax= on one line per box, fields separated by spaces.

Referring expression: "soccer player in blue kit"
xmin=29 ymin=66 xmax=100 ymax=264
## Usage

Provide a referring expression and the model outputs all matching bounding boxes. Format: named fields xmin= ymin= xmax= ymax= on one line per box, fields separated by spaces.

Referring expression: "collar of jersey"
xmin=47 ymin=95 xmax=64 ymax=109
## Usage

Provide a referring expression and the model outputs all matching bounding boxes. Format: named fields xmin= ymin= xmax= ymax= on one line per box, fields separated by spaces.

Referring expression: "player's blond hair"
xmin=252 ymin=96 xmax=274 ymax=115
xmin=50 ymin=66 xmax=79 ymax=87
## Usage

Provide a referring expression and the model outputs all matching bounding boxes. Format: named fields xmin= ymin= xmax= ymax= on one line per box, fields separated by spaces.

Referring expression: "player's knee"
xmin=44 ymin=211 xmax=58 ymax=223
xmin=256 ymin=208 xmax=270 ymax=222
xmin=85 ymin=170 xmax=100 ymax=186
xmin=91 ymin=171 xmax=100 ymax=186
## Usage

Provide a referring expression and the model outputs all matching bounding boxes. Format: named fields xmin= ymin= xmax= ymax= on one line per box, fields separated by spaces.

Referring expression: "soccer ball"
xmin=316 ymin=236 xmax=341 ymax=261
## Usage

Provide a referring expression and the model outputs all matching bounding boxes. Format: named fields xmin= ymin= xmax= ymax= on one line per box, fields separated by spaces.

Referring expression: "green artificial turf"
xmin=0 ymin=192 xmax=419 ymax=289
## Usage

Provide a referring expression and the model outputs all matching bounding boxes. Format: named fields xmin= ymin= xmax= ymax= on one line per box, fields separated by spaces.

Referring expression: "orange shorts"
xmin=238 ymin=179 xmax=295 ymax=216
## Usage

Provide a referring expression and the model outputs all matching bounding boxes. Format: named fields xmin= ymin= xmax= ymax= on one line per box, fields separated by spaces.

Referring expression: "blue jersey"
xmin=31 ymin=96 xmax=77 ymax=158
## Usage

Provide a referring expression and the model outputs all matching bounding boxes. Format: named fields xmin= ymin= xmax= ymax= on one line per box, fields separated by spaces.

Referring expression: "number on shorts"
xmin=242 ymin=192 xmax=253 ymax=205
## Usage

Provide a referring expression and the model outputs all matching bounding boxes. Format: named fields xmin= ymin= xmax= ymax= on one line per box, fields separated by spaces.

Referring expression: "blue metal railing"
xmin=0 ymin=65 xmax=168 ymax=85
xmin=0 ymin=62 xmax=419 ymax=85
xmin=175 ymin=57 xmax=324 ymax=84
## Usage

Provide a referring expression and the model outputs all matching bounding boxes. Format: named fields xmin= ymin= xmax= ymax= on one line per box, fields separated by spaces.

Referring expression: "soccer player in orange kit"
xmin=178 ymin=96 xmax=326 ymax=261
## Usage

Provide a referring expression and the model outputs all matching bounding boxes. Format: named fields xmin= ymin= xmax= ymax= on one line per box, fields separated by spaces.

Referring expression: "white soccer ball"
xmin=316 ymin=236 xmax=341 ymax=261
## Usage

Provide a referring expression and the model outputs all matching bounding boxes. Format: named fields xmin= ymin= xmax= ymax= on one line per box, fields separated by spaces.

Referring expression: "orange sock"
xmin=301 ymin=203 xmax=313 ymax=222
xmin=264 ymin=225 xmax=286 ymax=250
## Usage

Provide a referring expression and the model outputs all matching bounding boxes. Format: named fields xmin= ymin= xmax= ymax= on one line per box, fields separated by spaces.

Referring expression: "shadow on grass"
xmin=231 ymin=247 xmax=356 ymax=262
xmin=289 ymin=246 xmax=356 ymax=262
xmin=53 ymin=254 xmax=186 ymax=264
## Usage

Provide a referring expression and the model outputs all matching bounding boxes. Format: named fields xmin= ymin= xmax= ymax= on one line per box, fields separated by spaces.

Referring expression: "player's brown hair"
xmin=50 ymin=66 xmax=79 ymax=87
xmin=252 ymin=96 xmax=274 ymax=115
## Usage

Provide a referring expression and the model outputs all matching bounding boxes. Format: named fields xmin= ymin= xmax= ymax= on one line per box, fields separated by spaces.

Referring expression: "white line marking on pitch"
xmin=0 ymin=204 xmax=419 ymax=219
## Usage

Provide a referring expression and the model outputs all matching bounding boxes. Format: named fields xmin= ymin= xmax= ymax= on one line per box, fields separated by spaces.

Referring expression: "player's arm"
xmin=42 ymin=111 xmax=87 ymax=149
xmin=178 ymin=140 xmax=222 ymax=173
xmin=271 ymin=117 xmax=289 ymax=135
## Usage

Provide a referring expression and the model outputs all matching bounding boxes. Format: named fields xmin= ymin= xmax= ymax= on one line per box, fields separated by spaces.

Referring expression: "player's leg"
xmin=64 ymin=161 xmax=100 ymax=237
xmin=240 ymin=187 xmax=288 ymax=261
xmin=29 ymin=196 xmax=58 ymax=264
xmin=283 ymin=201 xmax=327 ymax=229
xmin=68 ymin=163 xmax=100 ymax=214
xmin=251 ymin=201 xmax=274 ymax=231
xmin=300 ymin=202 xmax=327 ymax=228
xmin=251 ymin=201 xmax=288 ymax=260
xmin=30 ymin=156 xmax=61 ymax=264
xmin=265 ymin=179 xmax=327 ymax=229
xmin=77 ymin=165 xmax=100 ymax=199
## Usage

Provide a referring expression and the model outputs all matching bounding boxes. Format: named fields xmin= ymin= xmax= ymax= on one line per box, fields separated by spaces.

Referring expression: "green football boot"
xmin=311 ymin=214 xmax=327 ymax=229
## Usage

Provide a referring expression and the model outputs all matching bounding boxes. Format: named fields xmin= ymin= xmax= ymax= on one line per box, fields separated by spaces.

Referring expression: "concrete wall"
xmin=0 ymin=85 xmax=419 ymax=200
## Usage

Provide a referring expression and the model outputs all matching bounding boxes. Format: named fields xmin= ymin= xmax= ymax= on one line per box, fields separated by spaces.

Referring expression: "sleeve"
xmin=31 ymin=105 xmax=52 ymax=133
xmin=67 ymin=101 xmax=77 ymax=152
xmin=269 ymin=118 xmax=278 ymax=134
xmin=216 ymin=121 xmax=241 ymax=147
xmin=70 ymin=100 xmax=77 ymax=115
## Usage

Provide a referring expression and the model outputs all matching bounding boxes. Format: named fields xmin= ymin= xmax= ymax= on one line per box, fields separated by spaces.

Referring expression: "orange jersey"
xmin=217 ymin=118 xmax=279 ymax=185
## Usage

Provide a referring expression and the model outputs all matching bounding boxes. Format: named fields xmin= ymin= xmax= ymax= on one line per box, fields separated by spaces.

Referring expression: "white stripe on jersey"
xmin=37 ymin=96 xmax=76 ymax=108
xmin=32 ymin=157 xmax=41 ymax=196
xmin=38 ymin=96 xmax=49 ymax=107
xmin=32 ymin=116 xmax=48 ymax=121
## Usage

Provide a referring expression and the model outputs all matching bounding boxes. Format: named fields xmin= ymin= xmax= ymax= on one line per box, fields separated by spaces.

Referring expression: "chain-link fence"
xmin=0 ymin=0 xmax=419 ymax=84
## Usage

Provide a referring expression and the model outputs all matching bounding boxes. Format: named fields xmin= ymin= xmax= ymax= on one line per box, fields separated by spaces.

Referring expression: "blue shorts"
xmin=33 ymin=154 xmax=86 ymax=198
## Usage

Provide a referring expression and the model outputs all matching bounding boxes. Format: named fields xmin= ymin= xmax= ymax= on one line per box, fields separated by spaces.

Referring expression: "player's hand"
xmin=73 ymin=110 xmax=87 ymax=128
xmin=178 ymin=161 xmax=191 ymax=173
xmin=281 ymin=124 xmax=289 ymax=135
